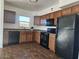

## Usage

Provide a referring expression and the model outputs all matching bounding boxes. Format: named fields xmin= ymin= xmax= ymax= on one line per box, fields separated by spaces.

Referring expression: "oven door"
xmin=40 ymin=32 xmax=49 ymax=49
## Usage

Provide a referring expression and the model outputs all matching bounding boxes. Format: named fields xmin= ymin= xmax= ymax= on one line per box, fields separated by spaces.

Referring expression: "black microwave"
xmin=41 ymin=19 xmax=54 ymax=26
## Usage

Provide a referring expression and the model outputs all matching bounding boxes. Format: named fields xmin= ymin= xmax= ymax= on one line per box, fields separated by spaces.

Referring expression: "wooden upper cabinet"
xmin=40 ymin=15 xmax=46 ymax=20
xmin=34 ymin=16 xmax=41 ymax=25
xmin=50 ymin=12 xmax=54 ymax=19
xmin=40 ymin=15 xmax=45 ymax=25
xmin=71 ymin=5 xmax=79 ymax=14
xmin=4 ymin=10 xmax=16 ymax=23
xmin=53 ymin=10 xmax=61 ymax=25
xmin=61 ymin=7 xmax=72 ymax=16
xmin=54 ymin=10 xmax=61 ymax=18
xmin=45 ymin=14 xmax=50 ymax=19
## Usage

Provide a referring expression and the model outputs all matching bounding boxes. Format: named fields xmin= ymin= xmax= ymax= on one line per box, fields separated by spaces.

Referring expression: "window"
xmin=19 ymin=16 xmax=30 ymax=27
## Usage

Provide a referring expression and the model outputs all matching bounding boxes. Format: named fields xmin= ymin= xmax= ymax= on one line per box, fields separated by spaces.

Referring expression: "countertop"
xmin=4 ymin=28 xmax=56 ymax=34
xmin=4 ymin=28 xmax=33 ymax=31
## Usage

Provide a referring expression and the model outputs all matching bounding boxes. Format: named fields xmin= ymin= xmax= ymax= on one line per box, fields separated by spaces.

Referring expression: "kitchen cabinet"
xmin=40 ymin=15 xmax=46 ymax=25
xmin=45 ymin=14 xmax=50 ymax=19
xmin=4 ymin=10 xmax=16 ymax=23
xmin=34 ymin=31 xmax=40 ymax=44
xmin=3 ymin=31 xmax=9 ymax=45
xmin=19 ymin=31 xmax=27 ymax=43
xmin=26 ymin=31 xmax=33 ymax=42
xmin=20 ymin=31 xmax=32 ymax=43
xmin=53 ymin=10 xmax=62 ymax=25
xmin=34 ymin=16 xmax=41 ymax=25
xmin=49 ymin=34 xmax=56 ymax=53
xmin=61 ymin=8 xmax=72 ymax=16
xmin=34 ymin=4 xmax=79 ymax=26
xmin=71 ymin=5 xmax=79 ymax=14
xmin=40 ymin=15 xmax=46 ymax=20
xmin=40 ymin=14 xmax=50 ymax=26
xmin=50 ymin=12 xmax=54 ymax=19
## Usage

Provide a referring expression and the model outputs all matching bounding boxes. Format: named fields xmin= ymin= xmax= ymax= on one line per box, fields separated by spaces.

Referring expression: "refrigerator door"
xmin=56 ymin=29 xmax=74 ymax=59
xmin=57 ymin=15 xmax=76 ymax=29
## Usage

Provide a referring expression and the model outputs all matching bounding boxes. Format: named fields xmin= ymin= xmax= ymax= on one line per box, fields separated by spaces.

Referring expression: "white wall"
xmin=0 ymin=0 xmax=4 ymax=48
xmin=4 ymin=4 xmax=36 ymax=29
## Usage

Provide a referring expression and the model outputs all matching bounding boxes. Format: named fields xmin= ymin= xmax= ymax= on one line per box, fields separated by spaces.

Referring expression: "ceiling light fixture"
xmin=27 ymin=0 xmax=38 ymax=4
xmin=29 ymin=0 xmax=38 ymax=3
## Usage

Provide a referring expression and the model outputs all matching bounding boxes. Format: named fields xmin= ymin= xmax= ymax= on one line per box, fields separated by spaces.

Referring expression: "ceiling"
xmin=4 ymin=0 xmax=59 ymax=11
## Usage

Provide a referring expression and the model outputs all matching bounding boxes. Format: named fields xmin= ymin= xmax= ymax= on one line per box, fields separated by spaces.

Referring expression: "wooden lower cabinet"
xmin=26 ymin=31 xmax=33 ymax=42
xmin=34 ymin=31 xmax=40 ymax=44
xmin=20 ymin=31 xmax=32 ymax=43
xmin=49 ymin=34 xmax=56 ymax=53
xmin=3 ymin=31 xmax=9 ymax=45
xmin=19 ymin=31 xmax=27 ymax=43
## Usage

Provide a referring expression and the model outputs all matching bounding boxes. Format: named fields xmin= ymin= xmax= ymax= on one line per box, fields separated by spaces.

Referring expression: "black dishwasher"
xmin=8 ymin=31 xmax=20 ymax=45
xmin=40 ymin=32 xmax=49 ymax=49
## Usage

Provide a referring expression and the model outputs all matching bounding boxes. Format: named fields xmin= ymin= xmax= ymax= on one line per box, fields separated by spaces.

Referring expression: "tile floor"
xmin=0 ymin=43 xmax=61 ymax=59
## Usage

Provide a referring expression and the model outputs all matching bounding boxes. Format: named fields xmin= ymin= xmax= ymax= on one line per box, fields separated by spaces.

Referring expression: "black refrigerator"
xmin=56 ymin=14 xmax=79 ymax=59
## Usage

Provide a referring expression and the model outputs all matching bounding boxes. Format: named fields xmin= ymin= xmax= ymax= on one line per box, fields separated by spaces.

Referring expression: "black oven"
xmin=40 ymin=32 xmax=49 ymax=49
xmin=40 ymin=28 xmax=56 ymax=49
xmin=47 ymin=28 xmax=56 ymax=34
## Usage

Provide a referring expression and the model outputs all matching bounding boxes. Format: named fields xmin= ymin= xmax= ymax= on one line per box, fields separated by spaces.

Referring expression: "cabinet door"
xmin=4 ymin=10 xmax=16 ymax=23
xmin=50 ymin=12 xmax=54 ymax=19
xmin=61 ymin=8 xmax=72 ymax=16
xmin=41 ymin=15 xmax=46 ymax=20
xmin=19 ymin=31 xmax=27 ymax=43
xmin=34 ymin=31 xmax=40 ymax=44
xmin=54 ymin=11 xmax=62 ymax=25
xmin=26 ymin=31 xmax=32 ymax=42
xmin=40 ymin=15 xmax=46 ymax=25
xmin=45 ymin=14 xmax=50 ymax=19
xmin=3 ymin=31 xmax=9 ymax=45
xmin=34 ymin=16 xmax=41 ymax=25
xmin=72 ymin=5 xmax=79 ymax=14
xmin=49 ymin=34 xmax=56 ymax=53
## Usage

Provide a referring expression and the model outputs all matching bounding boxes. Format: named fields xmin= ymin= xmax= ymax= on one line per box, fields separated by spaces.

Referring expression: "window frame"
xmin=19 ymin=16 xmax=30 ymax=27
